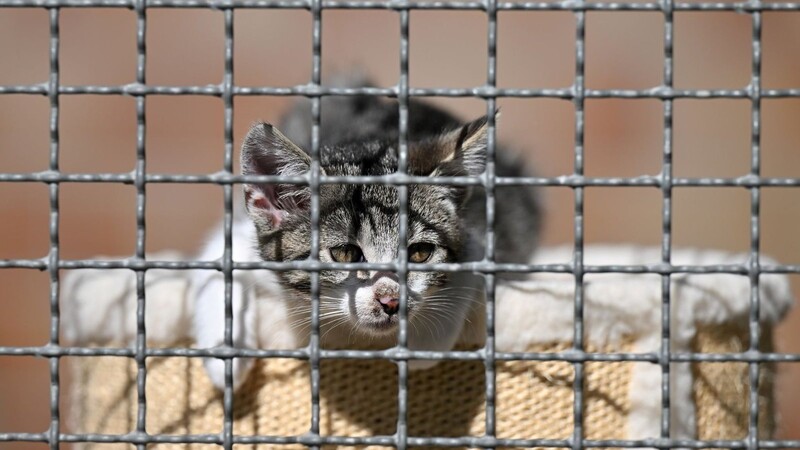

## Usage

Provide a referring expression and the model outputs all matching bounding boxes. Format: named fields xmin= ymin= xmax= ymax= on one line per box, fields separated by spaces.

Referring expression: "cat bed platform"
xmin=62 ymin=246 xmax=794 ymax=449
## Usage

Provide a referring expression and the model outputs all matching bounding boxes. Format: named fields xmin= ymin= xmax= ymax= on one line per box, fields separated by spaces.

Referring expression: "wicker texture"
xmin=692 ymin=325 xmax=776 ymax=440
xmin=70 ymin=342 xmax=633 ymax=450
xmin=69 ymin=327 xmax=776 ymax=450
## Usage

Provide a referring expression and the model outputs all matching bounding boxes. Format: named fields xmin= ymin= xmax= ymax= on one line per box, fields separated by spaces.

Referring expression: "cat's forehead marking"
xmin=314 ymin=140 xmax=464 ymax=257
xmin=357 ymin=207 xmax=397 ymax=263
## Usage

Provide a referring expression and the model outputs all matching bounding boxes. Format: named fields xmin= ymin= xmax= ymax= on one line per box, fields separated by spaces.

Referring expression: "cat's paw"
xmin=202 ymin=356 xmax=254 ymax=391
xmin=408 ymin=359 xmax=441 ymax=371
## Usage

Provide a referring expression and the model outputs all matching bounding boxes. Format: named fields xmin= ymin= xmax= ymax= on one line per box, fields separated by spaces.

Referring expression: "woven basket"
xmin=68 ymin=327 xmax=774 ymax=450
xmin=64 ymin=247 xmax=792 ymax=449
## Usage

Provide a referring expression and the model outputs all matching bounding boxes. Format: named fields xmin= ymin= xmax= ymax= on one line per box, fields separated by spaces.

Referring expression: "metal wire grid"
xmin=1 ymin=1 xmax=800 ymax=450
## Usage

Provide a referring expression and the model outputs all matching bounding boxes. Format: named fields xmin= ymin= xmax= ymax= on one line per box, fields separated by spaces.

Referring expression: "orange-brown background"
xmin=1 ymin=5 xmax=799 ymax=447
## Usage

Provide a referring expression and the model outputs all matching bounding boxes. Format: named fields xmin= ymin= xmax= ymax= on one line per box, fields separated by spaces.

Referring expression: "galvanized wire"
xmin=45 ymin=7 xmax=61 ymax=450
xmin=396 ymin=6 xmax=410 ymax=450
xmin=2 ymin=258 xmax=800 ymax=274
xmin=3 ymin=83 xmax=800 ymax=98
xmin=132 ymin=0 xmax=148 ymax=447
xmin=308 ymin=0 xmax=323 ymax=447
xmin=484 ymin=0 xmax=498 ymax=443
xmin=5 ymin=432 xmax=800 ymax=448
xmin=0 ymin=0 xmax=798 ymax=448
xmin=1 ymin=0 xmax=800 ymax=10
xmin=221 ymin=7 xmax=236 ymax=450
xmin=571 ymin=0 xmax=586 ymax=448
xmin=747 ymin=0 xmax=763 ymax=448
xmin=659 ymin=0 xmax=674 ymax=438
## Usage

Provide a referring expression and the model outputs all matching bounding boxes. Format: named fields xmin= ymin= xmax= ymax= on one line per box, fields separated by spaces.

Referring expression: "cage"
xmin=1 ymin=1 xmax=800 ymax=449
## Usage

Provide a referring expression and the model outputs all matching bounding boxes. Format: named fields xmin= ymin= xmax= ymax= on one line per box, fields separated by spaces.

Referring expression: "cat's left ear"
xmin=415 ymin=114 xmax=494 ymax=178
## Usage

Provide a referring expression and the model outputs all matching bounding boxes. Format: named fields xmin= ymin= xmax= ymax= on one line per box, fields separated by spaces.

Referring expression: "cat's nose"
xmin=376 ymin=296 xmax=399 ymax=316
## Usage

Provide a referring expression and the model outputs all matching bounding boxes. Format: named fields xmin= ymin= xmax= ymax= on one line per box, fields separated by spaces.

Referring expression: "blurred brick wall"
xmin=1 ymin=8 xmax=798 ymax=446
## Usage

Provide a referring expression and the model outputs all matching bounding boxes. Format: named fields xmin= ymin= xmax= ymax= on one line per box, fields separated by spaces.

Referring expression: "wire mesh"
xmin=1 ymin=0 xmax=799 ymax=448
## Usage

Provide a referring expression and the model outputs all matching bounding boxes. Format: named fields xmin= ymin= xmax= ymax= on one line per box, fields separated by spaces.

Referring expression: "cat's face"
xmin=241 ymin=119 xmax=487 ymax=337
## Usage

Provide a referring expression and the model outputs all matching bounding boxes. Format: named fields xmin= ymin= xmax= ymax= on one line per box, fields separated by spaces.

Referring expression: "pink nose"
xmin=376 ymin=296 xmax=399 ymax=316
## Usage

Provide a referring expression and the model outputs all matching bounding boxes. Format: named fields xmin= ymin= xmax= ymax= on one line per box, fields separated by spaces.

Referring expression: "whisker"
xmin=432 ymin=286 xmax=484 ymax=294
xmin=423 ymin=295 xmax=485 ymax=306
xmin=321 ymin=316 xmax=351 ymax=341
xmin=418 ymin=309 xmax=447 ymax=333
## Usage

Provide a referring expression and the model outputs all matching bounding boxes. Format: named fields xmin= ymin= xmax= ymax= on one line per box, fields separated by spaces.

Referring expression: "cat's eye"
xmin=330 ymin=244 xmax=364 ymax=263
xmin=408 ymin=243 xmax=436 ymax=263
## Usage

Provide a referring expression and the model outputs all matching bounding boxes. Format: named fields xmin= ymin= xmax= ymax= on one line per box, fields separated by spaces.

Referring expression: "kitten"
xmin=193 ymin=86 xmax=541 ymax=390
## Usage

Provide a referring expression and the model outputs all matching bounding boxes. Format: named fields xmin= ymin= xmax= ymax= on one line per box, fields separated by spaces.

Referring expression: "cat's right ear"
xmin=241 ymin=122 xmax=313 ymax=229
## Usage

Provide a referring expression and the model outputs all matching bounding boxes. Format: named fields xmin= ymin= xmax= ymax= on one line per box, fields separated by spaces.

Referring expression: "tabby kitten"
xmin=193 ymin=89 xmax=541 ymax=390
